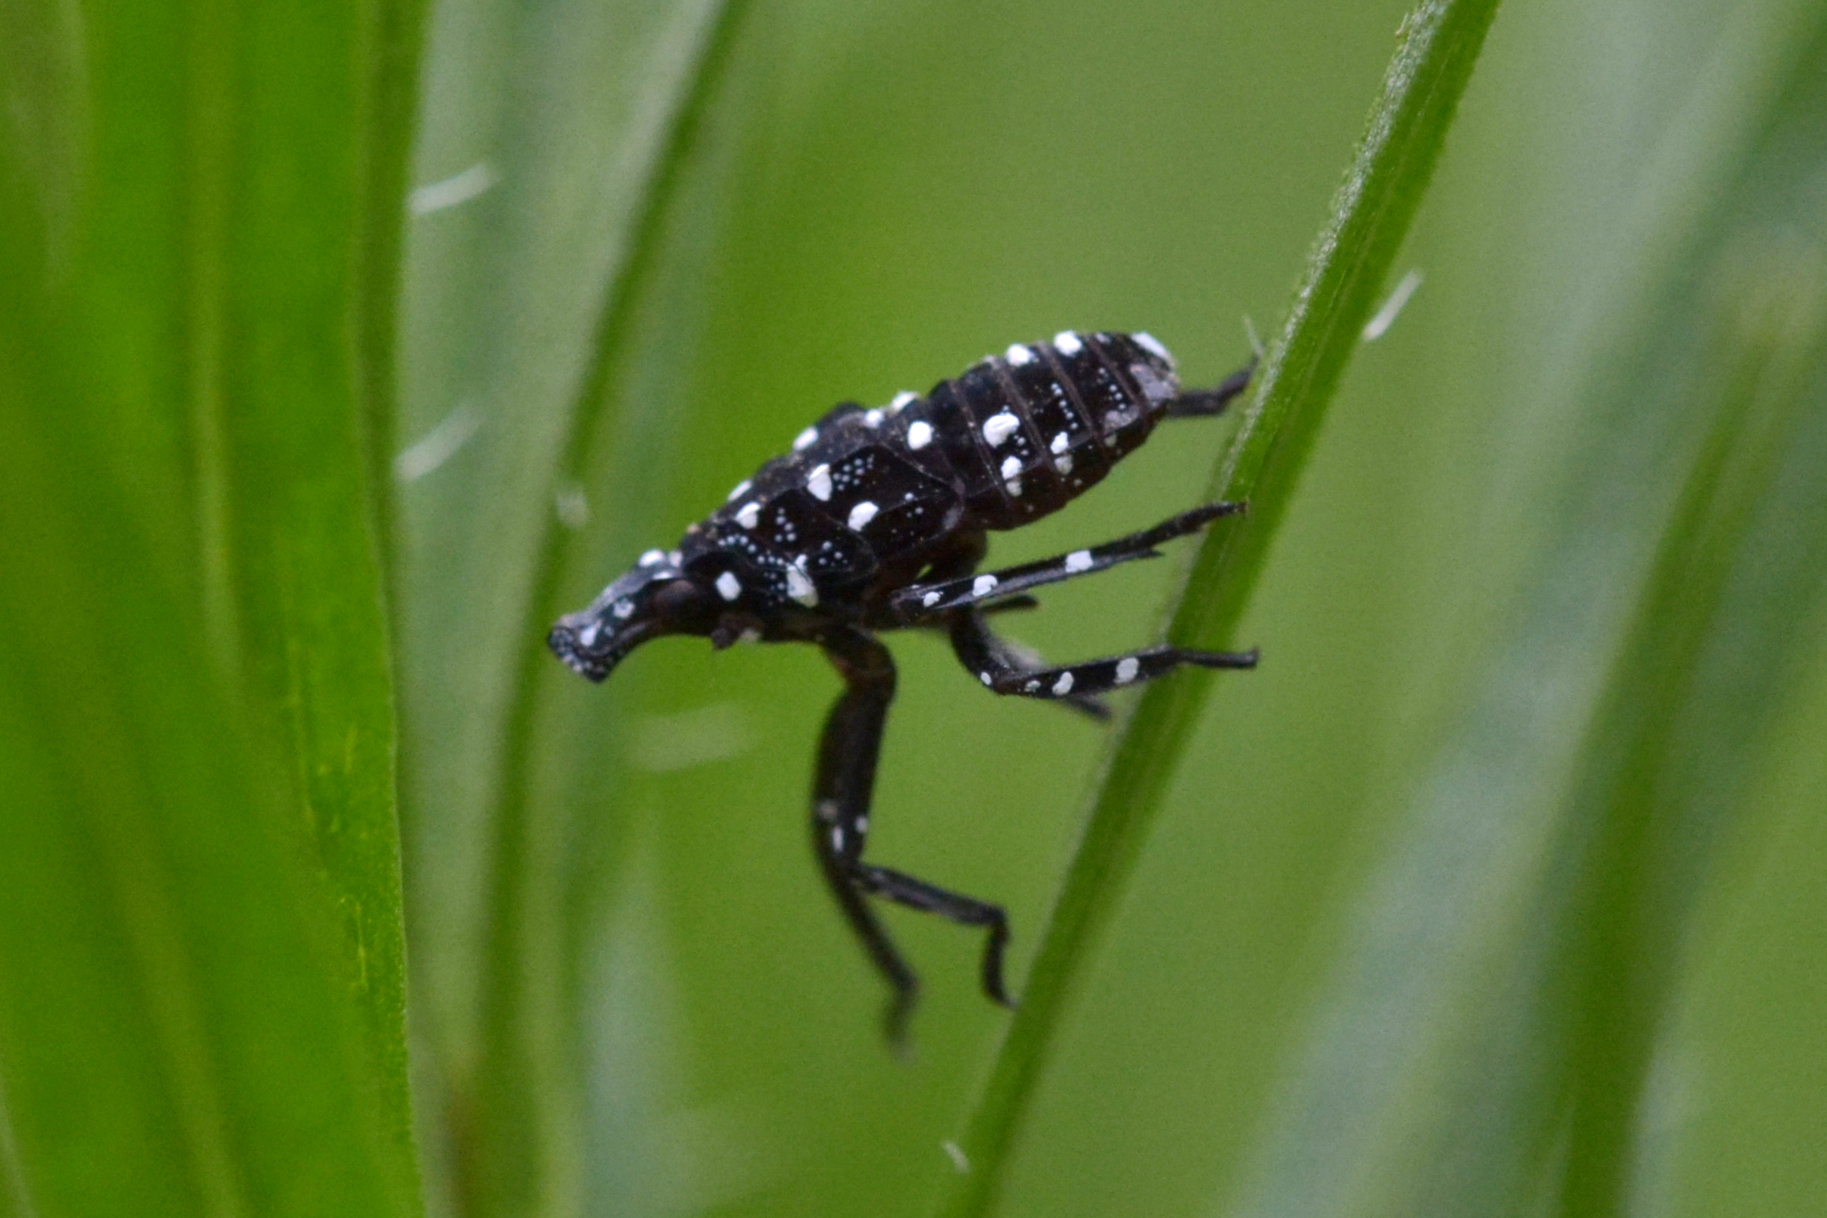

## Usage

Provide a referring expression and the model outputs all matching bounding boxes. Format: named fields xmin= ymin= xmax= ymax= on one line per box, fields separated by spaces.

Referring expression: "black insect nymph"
xmin=550 ymin=331 xmax=1257 ymax=1042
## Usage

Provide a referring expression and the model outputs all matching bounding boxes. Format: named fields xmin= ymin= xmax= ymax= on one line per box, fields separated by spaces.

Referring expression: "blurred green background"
xmin=3 ymin=0 xmax=1825 ymax=1216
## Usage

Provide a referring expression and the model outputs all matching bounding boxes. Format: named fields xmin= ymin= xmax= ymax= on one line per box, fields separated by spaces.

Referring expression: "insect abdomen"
xmin=680 ymin=331 xmax=1184 ymax=615
xmin=913 ymin=331 xmax=1182 ymax=531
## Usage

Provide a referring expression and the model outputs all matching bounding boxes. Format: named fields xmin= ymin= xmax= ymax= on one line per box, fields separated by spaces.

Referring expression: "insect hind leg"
xmin=952 ymin=610 xmax=1258 ymax=701
xmin=999 ymin=645 xmax=1258 ymax=700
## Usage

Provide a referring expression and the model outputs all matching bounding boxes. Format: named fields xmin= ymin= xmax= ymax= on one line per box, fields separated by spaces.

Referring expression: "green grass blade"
xmin=934 ymin=3 xmax=1502 ymax=1214
xmin=210 ymin=0 xmax=428 ymax=1203
xmin=0 ymin=0 xmax=426 ymax=1210
xmin=0 ymin=423 xmax=407 ymax=1218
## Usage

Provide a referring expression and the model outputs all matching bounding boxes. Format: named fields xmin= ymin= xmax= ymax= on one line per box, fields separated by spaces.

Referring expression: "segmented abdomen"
xmin=684 ymin=331 xmax=1183 ymax=612
xmin=904 ymin=331 xmax=1181 ymax=530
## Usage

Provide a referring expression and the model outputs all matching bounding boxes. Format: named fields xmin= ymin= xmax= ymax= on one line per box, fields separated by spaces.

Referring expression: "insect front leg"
xmin=950 ymin=610 xmax=1258 ymax=701
xmin=816 ymin=626 xmax=1014 ymax=1046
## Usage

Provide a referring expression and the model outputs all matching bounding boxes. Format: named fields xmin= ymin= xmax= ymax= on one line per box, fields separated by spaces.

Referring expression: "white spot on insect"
xmin=863 ymin=409 xmax=884 ymax=428
xmin=1053 ymin=455 xmax=1073 ymax=474
xmin=806 ymin=463 xmax=833 ymax=501
xmin=786 ymin=559 xmax=818 ymax=606
xmin=1134 ymin=331 xmax=1172 ymax=363
xmin=1131 ymin=363 xmax=1175 ymax=403
xmin=715 ymin=571 xmax=741 ymax=601
xmin=1000 ymin=455 xmax=1022 ymax=480
xmin=983 ymin=411 xmax=1020 ymax=447
xmin=847 ymin=501 xmax=879 ymax=530
xmin=972 ymin=574 xmax=998 ymax=597
xmin=1103 ymin=408 xmax=1134 ymax=430
xmin=907 ymin=420 xmax=934 ymax=450
xmin=1050 ymin=431 xmax=1070 ymax=454
xmin=667 ymin=550 xmax=682 ymax=566
xmin=735 ymin=501 xmax=761 ymax=529
xmin=727 ymin=479 xmax=752 ymax=502
xmin=1052 ymin=671 xmax=1075 ymax=696
xmin=831 ymin=826 xmax=844 ymax=851
xmin=980 ymin=672 xmax=992 ymax=686
xmin=1065 ymin=550 xmax=1093 ymax=573
xmin=794 ymin=425 xmax=818 ymax=451
xmin=1005 ymin=478 xmax=1023 ymax=497
xmin=1024 ymin=679 xmax=1040 ymax=693
xmin=578 ymin=623 xmax=601 ymax=647
xmin=889 ymin=391 xmax=917 ymax=413
xmin=1115 ymin=656 xmax=1140 ymax=684
xmin=612 ymin=599 xmax=634 ymax=619
xmin=639 ymin=549 xmax=666 ymax=567
xmin=922 ymin=590 xmax=942 ymax=608
xmin=1005 ymin=343 xmax=1034 ymax=366
xmin=857 ymin=815 xmax=868 ymax=834
xmin=738 ymin=627 xmax=761 ymax=643
xmin=1052 ymin=331 xmax=1083 ymax=356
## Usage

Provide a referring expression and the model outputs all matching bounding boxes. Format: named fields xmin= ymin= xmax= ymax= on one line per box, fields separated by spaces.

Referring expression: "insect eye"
xmin=649 ymin=578 xmax=712 ymax=628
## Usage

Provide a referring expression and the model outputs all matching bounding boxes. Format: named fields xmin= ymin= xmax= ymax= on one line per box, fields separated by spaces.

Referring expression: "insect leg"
xmin=951 ymin=610 xmax=1258 ymax=701
xmin=814 ymin=627 xmax=920 ymax=1042
xmin=852 ymin=864 xmax=1013 ymax=1008
xmin=1165 ymin=359 xmax=1255 ymax=417
xmin=893 ymin=501 xmax=1246 ymax=618
xmin=958 ymin=611 xmax=1111 ymax=721
xmin=815 ymin=626 xmax=1017 ymax=1040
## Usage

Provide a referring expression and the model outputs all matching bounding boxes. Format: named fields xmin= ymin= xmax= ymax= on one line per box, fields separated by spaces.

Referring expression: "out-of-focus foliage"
xmin=0 ymin=0 xmax=422 ymax=1214
xmin=3 ymin=0 xmax=1823 ymax=1216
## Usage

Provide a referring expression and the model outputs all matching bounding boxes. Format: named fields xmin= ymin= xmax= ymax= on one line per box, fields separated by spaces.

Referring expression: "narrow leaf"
xmin=0 ymin=0 xmax=427 ymax=1210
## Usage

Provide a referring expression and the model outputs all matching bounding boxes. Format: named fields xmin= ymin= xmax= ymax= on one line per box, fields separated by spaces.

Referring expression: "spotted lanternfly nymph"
xmin=550 ymin=331 xmax=1258 ymax=1041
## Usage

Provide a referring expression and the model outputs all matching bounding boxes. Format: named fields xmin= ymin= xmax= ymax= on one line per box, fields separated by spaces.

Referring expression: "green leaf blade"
xmin=0 ymin=0 xmax=427 ymax=1209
